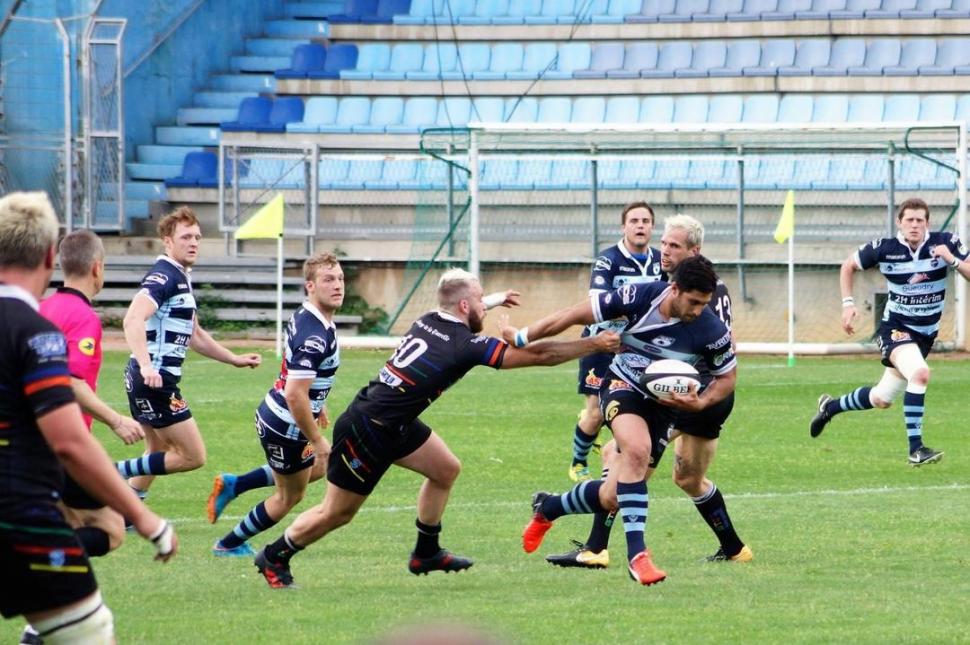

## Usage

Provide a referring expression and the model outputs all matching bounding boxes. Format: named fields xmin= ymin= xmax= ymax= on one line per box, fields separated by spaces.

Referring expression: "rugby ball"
xmin=640 ymin=359 xmax=700 ymax=400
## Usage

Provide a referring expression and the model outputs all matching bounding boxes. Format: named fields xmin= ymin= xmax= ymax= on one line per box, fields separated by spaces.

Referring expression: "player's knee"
xmin=33 ymin=593 xmax=113 ymax=645
xmin=601 ymin=440 xmax=618 ymax=464
xmin=620 ymin=443 xmax=651 ymax=472
xmin=278 ymin=488 xmax=306 ymax=509
xmin=438 ymin=455 xmax=462 ymax=486
xmin=909 ymin=366 xmax=930 ymax=387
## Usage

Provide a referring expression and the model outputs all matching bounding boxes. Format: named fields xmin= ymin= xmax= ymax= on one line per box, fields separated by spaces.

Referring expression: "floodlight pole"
xmin=468 ymin=130 xmax=480 ymax=277
xmin=958 ymin=123 xmax=967 ymax=349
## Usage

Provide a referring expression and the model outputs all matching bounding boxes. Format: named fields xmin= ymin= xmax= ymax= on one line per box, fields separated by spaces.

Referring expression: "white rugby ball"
xmin=641 ymin=359 xmax=700 ymax=400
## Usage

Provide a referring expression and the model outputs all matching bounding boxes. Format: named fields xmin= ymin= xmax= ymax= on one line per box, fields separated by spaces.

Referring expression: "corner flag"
xmin=236 ymin=193 xmax=284 ymax=239
xmin=774 ymin=190 xmax=795 ymax=244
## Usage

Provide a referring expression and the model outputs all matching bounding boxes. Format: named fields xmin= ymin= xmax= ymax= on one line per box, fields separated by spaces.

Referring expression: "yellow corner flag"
xmin=774 ymin=189 xmax=795 ymax=244
xmin=236 ymin=193 xmax=284 ymax=239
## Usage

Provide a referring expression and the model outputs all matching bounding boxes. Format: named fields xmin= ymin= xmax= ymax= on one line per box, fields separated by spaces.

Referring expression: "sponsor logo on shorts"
xmin=584 ymin=368 xmax=603 ymax=389
xmin=604 ymin=400 xmax=620 ymax=422
xmin=78 ymin=337 xmax=96 ymax=356
xmin=608 ymin=379 xmax=633 ymax=392
xmin=169 ymin=393 xmax=189 ymax=413
xmin=890 ymin=329 xmax=912 ymax=343
xmin=301 ymin=443 xmax=315 ymax=460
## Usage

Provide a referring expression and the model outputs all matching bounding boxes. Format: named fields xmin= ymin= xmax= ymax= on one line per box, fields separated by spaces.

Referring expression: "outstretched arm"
xmin=499 ymin=299 xmax=598 ymax=347
xmin=500 ymin=331 xmax=620 ymax=369
xmin=839 ymin=255 xmax=861 ymax=336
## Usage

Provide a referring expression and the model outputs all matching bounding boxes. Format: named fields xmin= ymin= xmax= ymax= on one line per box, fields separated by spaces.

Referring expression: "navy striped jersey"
xmin=135 ymin=255 xmax=196 ymax=377
xmin=585 ymin=242 xmax=664 ymax=336
xmin=855 ymin=231 xmax=969 ymax=337
xmin=263 ymin=302 xmax=339 ymax=426
xmin=353 ymin=311 xmax=508 ymax=428
xmin=592 ymin=281 xmax=736 ymax=397
xmin=0 ymin=284 xmax=76 ymax=503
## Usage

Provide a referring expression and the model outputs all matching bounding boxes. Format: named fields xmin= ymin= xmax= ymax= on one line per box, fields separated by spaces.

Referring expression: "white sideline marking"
xmin=173 ymin=483 xmax=969 ymax=525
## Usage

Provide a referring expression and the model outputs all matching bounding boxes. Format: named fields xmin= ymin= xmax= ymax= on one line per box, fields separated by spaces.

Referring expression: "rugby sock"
xmin=220 ymin=502 xmax=277 ymax=550
xmin=116 ymin=452 xmax=166 ymax=479
xmin=825 ymin=386 xmax=875 ymax=417
xmin=234 ymin=465 xmax=274 ymax=496
xmin=691 ymin=483 xmax=744 ymax=557
xmin=265 ymin=531 xmax=304 ymax=566
xmin=903 ymin=387 xmax=926 ymax=452
xmin=539 ymin=480 xmax=604 ymax=521
xmin=76 ymin=527 xmax=110 ymax=557
xmin=414 ymin=519 xmax=441 ymax=558
xmin=585 ymin=468 xmax=613 ymax=552
xmin=616 ymin=480 xmax=648 ymax=561
xmin=571 ymin=425 xmax=597 ymax=467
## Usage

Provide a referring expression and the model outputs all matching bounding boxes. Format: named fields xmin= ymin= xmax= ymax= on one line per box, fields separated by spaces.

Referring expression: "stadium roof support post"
xmin=886 ymin=143 xmax=896 ymax=238
xmin=54 ymin=17 xmax=73 ymax=233
xmin=958 ymin=122 xmax=967 ymax=349
xmin=468 ymin=129 xmax=480 ymax=278
xmin=735 ymin=148 xmax=748 ymax=304
xmin=590 ymin=149 xmax=599 ymax=258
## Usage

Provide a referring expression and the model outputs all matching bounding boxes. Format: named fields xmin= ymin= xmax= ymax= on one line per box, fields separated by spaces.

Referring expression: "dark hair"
xmin=896 ymin=197 xmax=930 ymax=222
xmin=670 ymin=255 xmax=717 ymax=294
xmin=621 ymin=201 xmax=654 ymax=225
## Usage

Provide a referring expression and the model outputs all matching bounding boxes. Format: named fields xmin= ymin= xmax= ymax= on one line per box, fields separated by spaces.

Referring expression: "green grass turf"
xmin=4 ymin=350 xmax=968 ymax=644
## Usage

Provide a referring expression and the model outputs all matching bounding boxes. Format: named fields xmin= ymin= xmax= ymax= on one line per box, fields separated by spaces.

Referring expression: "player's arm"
xmin=70 ymin=378 xmax=144 ymax=445
xmin=483 ymin=289 xmax=521 ymax=309
xmin=500 ymin=299 xmax=599 ymax=347
xmin=189 ymin=322 xmax=261 ymax=368
xmin=839 ymin=253 xmax=862 ymax=335
xmin=930 ymin=242 xmax=970 ymax=281
xmin=123 ymin=292 xmax=163 ymax=387
xmin=283 ymin=377 xmax=330 ymax=460
xmin=664 ymin=367 xmax=736 ymax=412
xmin=500 ymin=331 xmax=621 ymax=369
xmin=37 ymin=403 xmax=176 ymax=561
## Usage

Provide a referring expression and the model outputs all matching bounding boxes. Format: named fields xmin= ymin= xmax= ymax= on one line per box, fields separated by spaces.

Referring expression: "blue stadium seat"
xmin=334 ymin=160 xmax=383 ymax=189
xmin=548 ymin=43 xmax=592 ymax=79
xmin=372 ymin=43 xmax=424 ymax=80
xmin=165 ymin=151 xmax=218 ymax=188
xmin=471 ymin=97 xmax=505 ymax=122
xmin=360 ymin=0 xmax=412 ymax=22
xmin=490 ymin=0 xmax=541 ymax=23
xmin=475 ymin=43 xmax=524 ymax=79
xmin=549 ymin=159 xmax=591 ymax=189
xmin=512 ymin=159 xmax=553 ymax=188
xmin=430 ymin=0 xmax=478 ymax=23
xmin=504 ymin=97 xmax=539 ymax=123
xmin=394 ymin=0 xmax=432 ymax=23
xmin=604 ymin=96 xmax=640 ymax=123
xmin=524 ymin=0 xmax=576 ymax=23
xmin=436 ymin=97 xmax=472 ymax=126
xmin=884 ymin=38 xmax=936 ymax=76
xmin=777 ymin=39 xmax=831 ymax=76
xmin=727 ymin=0 xmax=780 ymax=21
xmin=813 ymin=38 xmax=865 ymax=76
xmin=693 ymin=159 xmax=733 ymax=189
xmin=537 ymin=97 xmax=573 ymax=122
xmin=761 ymin=0 xmax=812 ymax=19
xmin=640 ymin=96 xmax=675 ymax=123
xmin=221 ymin=96 xmax=272 ymax=131
xmin=708 ymin=95 xmax=744 ymax=122
xmin=340 ymin=43 xmax=391 ymax=80
xmin=793 ymin=157 xmax=830 ymax=189
xmin=480 ymin=159 xmax=513 ymax=189
xmin=255 ymin=97 xmax=305 ymax=133
xmin=900 ymin=0 xmax=951 ymax=17
xmin=587 ymin=0 xmax=640 ymax=22
xmin=811 ymin=94 xmax=849 ymax=122
xmin=883 ymin=95 xmax=920 ymax=121
xmin=742 ymin=95 xmax=780 ymax=122
xmin=440 ymin=43 xmax=490 ymax=79
xmin=744 ymin=39 xmax=796 ymax=76
xmin=847 ymin=39 xmax=901 ymax=75
xmin=318 ymin=159 xmax=350 ymax=189
xmin=795 ymin=0 xmax=847 ymax=19
xmin=748 ymin=157 xmax=795 ymax=189
xmin=676 ymin=41 xmax=726 ymax=78
xmin=709 ymin=40 xmax=760 ymax=76
xmin=352 ymin=97 xmax=404 ymax=133
xmin=308 ymin=44 xmax=359 ymax=79
xmin=572 ymin=96 xmax=607 ymax=122
xmin=607 ymin=42 xmax=657 ymax=79
xmin=615 ymin=159 xmax=653 ymax=188
xmin=408 ymin=43 xmax=458 ymax=79
xmin=318 ymin=97 xmax=371 ymax=132
xmin=657 ymin=0 xmax=711 ymax=22
xmin=694 ymin=0 xmax=745 ymax=21
xmin=918 ymin=37 xmax=970 ymax=75
xmin=935 ymin=0 xmax=970 ymax=17
xmin=846 ymin=95 xmax=885 ymax=121
xmin=386 ymin=97 xmax=439 ymax=133
xmin=865 ymin=0 xmax=917 ymax=17
xmin=649 ymin=158 xmax=692 ymax=188
xmin=597 ymin=159 xmax=627 ymax=188
xmin=919 ymin=94 xmax=956 ymax=121
xmin=377 ymin=159 xmax=418 ymax=188
xmin=329 ymin=0 xmax=380 ymax=22
xmin=673 ymin=95 xmax=709 ymax=122
xmin=895 ymin=157 xmax=940 ymax=190
xmin=640 ymin=42 xmax=692 ymax=78
xmin=777 ymin=95 xmax=814 ymax=122
xmin=574 ymin=43 xmax=625 ymax=78
xmin=507 ymin=42 xmax=557 ymax=79
xmin=287 ymin=97 xmax=338 ymax=133
xmin=274 ymin=43 xmax=326 ymax=79
xmin=458 ymin=0 xmax=508 ymax=24
xmin=830 ymin=0 xmax=881 ymax=18
xmin=627 ymin=0 xmax=676 ymax=22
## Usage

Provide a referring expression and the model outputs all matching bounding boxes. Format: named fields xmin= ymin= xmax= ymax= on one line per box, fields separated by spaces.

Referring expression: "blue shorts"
xmin=255 ymin=400 xmax=316 ymax=475
xmin=578 ymin=352 xmax=612 ymax=396
xmin=598 ymin=377 xmax=675 ymax=469
xmin=875 ymin=324 xmax=934 ymax=368
xmin=672 ymin=391 xmax=735 ymax=440
xmin=124 ymin=358 xmax=192 ymax=429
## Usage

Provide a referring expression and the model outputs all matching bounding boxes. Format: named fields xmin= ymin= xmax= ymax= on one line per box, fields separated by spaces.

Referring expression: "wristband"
xmin=482 ymin=292 xmax=505 ymax=309
xmin=514 ymin=327 xmax=529 ymax=348
xmin=150 ymin=520 xmax=175 ymax=556
xmin=841 ymin=297 xmax=855 ymax=308
xmin=951 ymin=257 xmax=961 ymax=269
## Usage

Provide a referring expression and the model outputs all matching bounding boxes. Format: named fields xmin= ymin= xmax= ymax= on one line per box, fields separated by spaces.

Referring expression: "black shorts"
xmin=876 ymin=324 xmax=934 ymax=368
xmin=672 ymin=391 xmax=735 ymax=440
xmin=327 ymin=405 xmax=432 ymax=496
xmin=125 ymin=358 xmax=192 ymax=429
xmin=599 ymin=377 xmax=676 ymax=469
xmin=61 ymin=475 xmax=103 ymax=511
xmin=255 ymin=400 xmax=315 ymax=475
xmin=0 ymin=500 xmax=98 ymax=618
xmin=578 ymin=352 xmax=612 ymax=396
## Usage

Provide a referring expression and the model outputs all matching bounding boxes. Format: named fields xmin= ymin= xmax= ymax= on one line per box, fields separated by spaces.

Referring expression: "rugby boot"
xmin=705 ymin=544 xmax=754 ymax=563
xmin=207 ymin=473 xmax=238 ymax=523
xmin=568 ymin=463 xmax=591 ymax=482
xmin=809 ymin=394 xmax=834 ymax=438
xmin=627 ymin=550 xmax=666 ymax=586
xmin=545 ymin=539 xmax=609 ymax=569
xmin=255 ymin=548 xmax=296 ymax=589
xmin=212 ymin=540 xmax=255 ymax=557
xmin=908 ymin=445 xmax=944 ymax=467
xmin=522 ymin=492 xmax=554 ymax=553
xmin=408 ymin=549 xmax=473 ymax=575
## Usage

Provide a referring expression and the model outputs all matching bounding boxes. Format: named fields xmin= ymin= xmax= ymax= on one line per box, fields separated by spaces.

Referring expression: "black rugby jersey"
xmin=0 ymin=284 xmax=76 ymax=504
xmin=353 ymin=311 xmax=508 ymax=428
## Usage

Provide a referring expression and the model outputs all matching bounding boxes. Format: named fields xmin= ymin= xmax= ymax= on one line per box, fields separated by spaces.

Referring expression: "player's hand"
xmin=660 ymin=383 xmax=704 ymax=412
xmin=929 ymin=244 xmax=955 ymax=265
xmin=592 ymin=331 xmax=621 ymax=354
xmin=110 ymin=415 xmax=145 ymax=445
xmin=311 ymin=436 xmax=331 ymax=463
xmin=233 ymin=353 xmax=262 ymax=368
xmin=317 ymin=407 xmax=330 ymax=430
xmin=498 ymin=289 xmax=522 ymax=308
xmin=132 ymin=514 xmax=178 ymax=563
xmin=140 ymin=364 xmax=162 ymax=389
xmin=841 ymin=304 xmax=857 ymax=336
xmin=496 ymin=313 xmax=518 ymax=344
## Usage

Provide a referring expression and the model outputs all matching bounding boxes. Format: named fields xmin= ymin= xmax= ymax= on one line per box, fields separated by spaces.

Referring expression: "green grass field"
xmin=4 ymin=350 xmax=968 ymax=644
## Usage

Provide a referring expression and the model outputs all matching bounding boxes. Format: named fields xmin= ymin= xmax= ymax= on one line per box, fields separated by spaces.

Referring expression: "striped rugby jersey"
xmin=135 ymin=255 xmax=196 ymax=377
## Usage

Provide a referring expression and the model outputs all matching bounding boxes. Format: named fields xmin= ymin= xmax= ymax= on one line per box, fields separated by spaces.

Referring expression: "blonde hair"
xmin=303 ymin=251 xmax=340 ymax=281
xmin=437 ymin=268 xmax=479 ymax=308
xmin=59 ymin=229 xmax=105 ymax=277
xmin=157 ymin=206 xmax=200 ymax=239
xmin=0 ymin=191 xmax=59 ymax=269
xmin=664 ymin=214 xmax=705 ymax=249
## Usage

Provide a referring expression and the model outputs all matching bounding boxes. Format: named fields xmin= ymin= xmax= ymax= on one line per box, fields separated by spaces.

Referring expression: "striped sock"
xmin=692 ymin=483 xmax=743 ymax=556
xmin=571 ymin=425 xmax=597 ymax=467
xmin=825 ymin=386 xmax=875 ymax=417
xmin=903 ymin=387 xmax=926 ymax=452
xmin=234 ymin=465 xmax=274 ymax=496
xmin=617 ymin=481 xmax=648 ymax=561
xmin=219 ymin=502 xmax=278 ymax=550
xmin=116 ymin=452 xmax=166 ymax=479
xmin=539 ymin=480 xmax=604 ymax=521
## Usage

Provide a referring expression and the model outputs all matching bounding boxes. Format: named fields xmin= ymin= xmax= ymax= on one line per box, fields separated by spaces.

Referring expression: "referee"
xmin=0 ymin=192 xmax=176 ymax=643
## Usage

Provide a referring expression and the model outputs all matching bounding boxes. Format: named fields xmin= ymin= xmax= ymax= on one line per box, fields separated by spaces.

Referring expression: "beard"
xmin=468 ymin=310 xmax=484 ymax=333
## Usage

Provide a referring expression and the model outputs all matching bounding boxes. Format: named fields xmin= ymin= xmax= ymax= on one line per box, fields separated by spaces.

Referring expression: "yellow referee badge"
xmin=78 ymin=337 xmax=96 ymax=356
